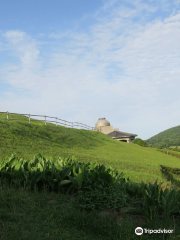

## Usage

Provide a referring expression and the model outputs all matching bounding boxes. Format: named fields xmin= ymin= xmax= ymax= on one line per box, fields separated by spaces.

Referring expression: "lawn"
xmin=0 ymin=113 xmax=180 ymax=187
xmin=1 ymin=113 xmax=180 ymax=240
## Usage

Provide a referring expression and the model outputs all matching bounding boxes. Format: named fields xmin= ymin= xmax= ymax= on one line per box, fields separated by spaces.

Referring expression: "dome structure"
xmin=95 ymin=118 xmax=110 ymax=129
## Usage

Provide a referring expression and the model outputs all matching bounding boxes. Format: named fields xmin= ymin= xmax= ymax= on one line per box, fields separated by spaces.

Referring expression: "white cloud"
xmin=1 ymin=1 xmax=180 ymax=139
xmin=165 ymin=12 xmax=180 ymax=22
xmin=4 ymin=30 xmax=40 ymax=69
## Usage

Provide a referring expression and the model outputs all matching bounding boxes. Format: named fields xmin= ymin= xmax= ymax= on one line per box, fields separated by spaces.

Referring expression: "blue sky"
xmin=1 ymin=0 xmax=180 ymax=139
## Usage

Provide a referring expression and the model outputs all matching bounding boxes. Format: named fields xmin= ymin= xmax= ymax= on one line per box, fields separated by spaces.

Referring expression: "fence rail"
xmin=0 ymin=111 xmax=95 ymax=131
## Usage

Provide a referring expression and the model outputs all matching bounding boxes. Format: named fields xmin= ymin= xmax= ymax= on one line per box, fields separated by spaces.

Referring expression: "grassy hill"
xmin=1 ymin=113 xmax=180 ymax=187
xmin=1 ymin=113 xmax=180 ymax=239
xmin=146 ymin=125 xmax=180 ymax=150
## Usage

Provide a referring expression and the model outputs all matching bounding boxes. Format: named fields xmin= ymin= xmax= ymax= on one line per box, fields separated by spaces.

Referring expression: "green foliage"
xmin=3 ymin=178 xmax=179 ymax=240
xmin=0 ymin=154 xmax=125 ymax=194
xmin=3 ymin=153 xmax=180 ymax=222
xmin=158 ymin=149 xmax=180 ymax=159
xmin=173 ymin=235 xmax=180 ymax=240
xmin=76 ymin=183 xmax=127 ymax=211
xmin=124 ymin=180 xmax=180 ymax=221
xmin=2 ymin=113 xmax=180 ymax=186
xmin=0 ymin=182 xmax=124 ymax=240
xmin=2 ymin=153 xmax=180 ymax=239
xmin=160 ymin=165 xmax=180 ymax=175
xmin=132 ymin=138 xmax=148 ymax=147
xmin=146 ymin=125 xmax=180 ymax=149
xmin=2 ymin=115 xmax=180 ymax=238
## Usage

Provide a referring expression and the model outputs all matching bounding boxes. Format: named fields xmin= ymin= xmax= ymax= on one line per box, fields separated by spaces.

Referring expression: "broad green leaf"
xmin=59 ymin=180 xmax=71 ymax=186
xmin=99 ymin=164 xmax=106 ymax=172
xmin=23 ymin=171 xmax=29 ymax=181
xmin=75 ymin=172 xmax=84 ymax=188
xmin=61 ymin=167 xmax=71 ymax=179
xmin=78 ymin=165 xmax=85 ymax=174
xmin=8 ymin=157 xmax=19 ymax=168
xmin=69 ymin=175 xmax=77 ymax=186
xmin=72 ymin=164 xmax=77 ymax=177
xmin=14 ymin=162 xmax=21 ymax=171
xmin=54 ymin=160 xmax=63 ymax=171
xmin=89 ymin=162 xmax=97 ymax=170
xmin=31 ymin=172 xmax=42 ymax=184
xmin=37 ymin=163 xmax=43 ymax=172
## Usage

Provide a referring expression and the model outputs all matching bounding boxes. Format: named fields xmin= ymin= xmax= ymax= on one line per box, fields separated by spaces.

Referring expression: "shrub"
xmin=132 ymin=138 xmax=148 ymax=147
xmin=0 ymin=153 xmax=125 ymax=194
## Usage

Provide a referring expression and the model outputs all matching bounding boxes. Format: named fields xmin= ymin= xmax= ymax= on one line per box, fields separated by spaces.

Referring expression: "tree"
xmin=132 ymin=138 xmax=148 ymax=147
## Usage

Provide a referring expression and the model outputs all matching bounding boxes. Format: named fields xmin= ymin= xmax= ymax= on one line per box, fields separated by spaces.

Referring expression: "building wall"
xmin=99 ymin=126 xmax=119 ymax=134
xmin=94 ymin=119 xmax=136 ymax=143
xmin=113 ymin=137 xmax=135 ymax=143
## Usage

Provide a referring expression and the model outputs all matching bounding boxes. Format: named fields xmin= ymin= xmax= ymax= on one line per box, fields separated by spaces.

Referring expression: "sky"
xmin=1 ymin=0 xmax=180 ymax=140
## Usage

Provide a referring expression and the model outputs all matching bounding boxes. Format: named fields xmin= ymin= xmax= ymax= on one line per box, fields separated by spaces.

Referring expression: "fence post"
xmin=7 ymin=111 xmax=9 ymax=121
xmin=72 ymin=122 xmax=73 ymax=128
xmin=45 ymin=115 xmax=46 ymax=125
xmin=65 ymin=121 xmax=66 ymax=127
xmin=29 ymin=114 xmax=31 ymax=124
xmin=77 ymin=122 xmax=78 ymax=129
xmin=56 ymin=117 xmax=57 ymax=126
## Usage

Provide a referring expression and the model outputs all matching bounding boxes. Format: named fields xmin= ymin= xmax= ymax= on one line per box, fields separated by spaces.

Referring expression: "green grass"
xmin=1 ymin=113 xmax=180 ymax=187
xmin=0 ymin=181 xmax=120 ymax=240
xmin=1 ymin=113 xmax=180 ymax=239
xmin=157 ymin=149 xmax=180 ymax=160
xmin=0 ymin=180 xmax=179 ymax=240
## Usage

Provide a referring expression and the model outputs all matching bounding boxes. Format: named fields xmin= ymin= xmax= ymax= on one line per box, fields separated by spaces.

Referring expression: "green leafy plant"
xmin=132 ymin=138 xmax=148 ymax=147
xmin=125 ymin=180 xmax=180 ymax=221
xmin=160 ymin=165 xmax=180 ymax=175
xmin=0 ymin=154 xmax=125 ymax=195
xmin=76 ymin=184 xmax=128 ymax=211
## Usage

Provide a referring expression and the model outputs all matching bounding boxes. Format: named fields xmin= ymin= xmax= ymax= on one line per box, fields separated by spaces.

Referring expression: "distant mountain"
xmin=146 ymin=125 xmax=180 ymax=150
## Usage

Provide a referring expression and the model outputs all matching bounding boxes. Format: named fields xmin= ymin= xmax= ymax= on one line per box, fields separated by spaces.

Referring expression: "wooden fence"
xmin=0 ymin=111 xmax=94 ymax=131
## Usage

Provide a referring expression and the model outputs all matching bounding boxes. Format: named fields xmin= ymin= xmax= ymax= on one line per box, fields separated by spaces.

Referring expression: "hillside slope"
xmin=0 ymin=113 xmax=180 ymax=186
xmin=146 ymin=125 xmax=180 ymax=149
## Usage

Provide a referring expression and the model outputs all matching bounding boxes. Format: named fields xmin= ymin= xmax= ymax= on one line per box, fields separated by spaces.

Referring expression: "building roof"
xmin=95 ymin=118 xmax=110 ymax=128
xmin=107 ymin=130 xmax=137 ymax=138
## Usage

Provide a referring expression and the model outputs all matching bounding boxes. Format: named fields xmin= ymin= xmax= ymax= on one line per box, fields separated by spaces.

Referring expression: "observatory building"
xmin=95 ymin=118 xmax=137 ymax=143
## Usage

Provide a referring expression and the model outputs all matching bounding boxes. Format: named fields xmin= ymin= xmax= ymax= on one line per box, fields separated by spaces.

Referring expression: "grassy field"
xmin=2 ymin=179 xmax=179 ymax=240
xmin=1 ymin=113 xmax=180 ymax=240
xmin=0 ymin=113 xmax=180 ymax=187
